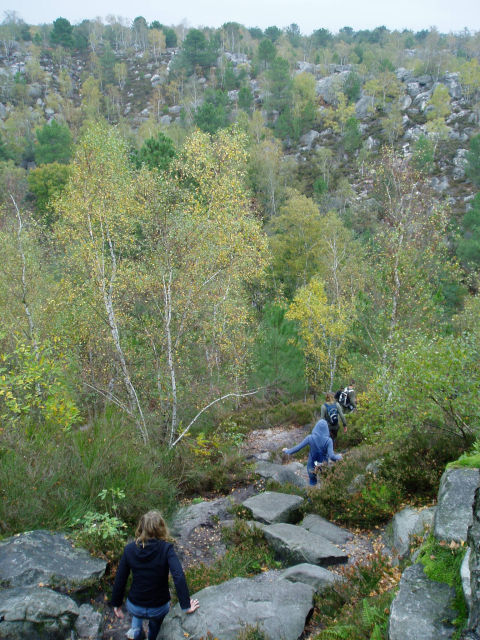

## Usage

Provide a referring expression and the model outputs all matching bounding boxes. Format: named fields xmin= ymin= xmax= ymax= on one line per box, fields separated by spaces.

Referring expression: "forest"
xmin=1 ymin=10 xmax=480 ymax=639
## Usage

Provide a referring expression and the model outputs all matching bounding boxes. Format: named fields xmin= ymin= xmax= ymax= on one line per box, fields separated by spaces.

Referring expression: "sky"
xmin=7 ymin=0 xmax=480 ymax=35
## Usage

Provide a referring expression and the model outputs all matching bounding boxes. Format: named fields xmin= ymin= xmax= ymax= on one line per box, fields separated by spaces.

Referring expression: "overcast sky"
xmin=7 ymin=0 xmax=480 ymax=35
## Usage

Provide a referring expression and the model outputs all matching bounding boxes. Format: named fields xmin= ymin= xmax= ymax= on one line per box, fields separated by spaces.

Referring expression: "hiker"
xmin=335 ymin=380 xmax=357 ymax=412
xmin=320 ymin=391 xmax=347 ymax=446
xmin=282 ymin=419 xmax=342 ymax=486
xmin=111 ymin=510 xmax=199 ymax=640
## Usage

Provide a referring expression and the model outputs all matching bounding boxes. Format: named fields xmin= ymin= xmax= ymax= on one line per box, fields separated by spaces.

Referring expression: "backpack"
xmin=324 ymin=402 xmax=339 ymax=427
xmin=335 ymin=387 xmax=349 ymax=408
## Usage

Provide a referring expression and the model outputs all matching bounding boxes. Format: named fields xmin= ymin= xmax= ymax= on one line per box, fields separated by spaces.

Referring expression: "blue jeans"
xmin=126 ymin=599 xmax=170 ymax=640
xmin=307 ymin=466 xmax=318 ymax=486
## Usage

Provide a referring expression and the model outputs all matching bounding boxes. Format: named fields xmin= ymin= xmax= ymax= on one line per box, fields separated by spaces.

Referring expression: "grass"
xmin=182 ymin=519 xmax=282 ymax=595
xmin=416 ymin=535 xmax=468 ymax=636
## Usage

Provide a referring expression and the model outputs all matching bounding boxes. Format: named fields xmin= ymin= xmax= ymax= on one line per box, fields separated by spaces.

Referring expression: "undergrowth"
xmin=183 ymin=519 xmax=282 ymax=595
xmin=416 ymin=535 xmax=468 ymax=637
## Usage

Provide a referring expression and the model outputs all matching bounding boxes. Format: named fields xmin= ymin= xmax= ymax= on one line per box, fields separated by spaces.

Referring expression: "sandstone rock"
xmin=255 ymin=460 xmax=307 ymax=488
xmin=0 ymin=530 xmax=106 ymax=591
xmin=262 ymin=522 xmax=348 ymax=566
xmin=316 ymin=71 xmax=350 ymax=104
xmin=355 ymin=94 xmax=375 ymax=119
xmin=462 ymin=548 xmax=472 ymax=612
xmin=158 ymin=573 xmax=314 ymax=640
xmin=384 ymin=507 xmax=435 ymax=560
xmin=406 ymin=81 xmax=422 ymax=97
xmin=0 ymin=586 xmax=79 ymax=639
xmin=299 ymin=129 xmax=320 ymax=150
xmin=242 ymin=492 xmax=304 ymax=524
xmin=434 ymin=468 xmax=479 ymax=542
xmin=399 ymin=94 xmax=412 ymax=111
xmin=389 ymin=563 xmax=456 ymax=640
xmin=300 ymin=513 xmax=353 ymax=545
xmin=431 ymin=175 xmax=450 ymax=192
xmin=74 ymin=603 xmax=102 ymax=639
xmin=280 ymin=562 xmax=341 ymax=591
xmin=168 ymin=105 xmax=182 ymax=116
xmin=170 ymin=497 xmax=231 ymax=542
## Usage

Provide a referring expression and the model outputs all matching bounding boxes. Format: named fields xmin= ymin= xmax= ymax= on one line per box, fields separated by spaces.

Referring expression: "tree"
xmin=257 ymin=39 xmax=276 ymax=68
xmin=286 ymin=24 xmax=302 ymax=48
xmin=311 ymin=28 xmax=332 ymax=48
xmin=264 ymin=26 xmax=282 ymax=43
xmin=134 ymin=132 xmax=176 ymax=171
xmin=27 ymin=162 xmax=70 ymax=228
xmin=135 ymin=128 xmax=268 ymax=445
xmin=54 ymin=122 xmax=148 ymax=442
xmin=50 ymin=17 xmax=74 ymax=49
xmin=177 ymin=29 xmax=218 ymax=74
xmin=34 ymin=120 xmax=73 ymax=166
xmin=466 ymin=134 xmax=480 ymax=187
xmin=163 ymin=27 xmax=177 ymax=48
xmin=286 ymin=277 xmax=356 ymax=394
xmin=194 ymin=89 xmax=229 ymax=134
xmin=457 ymin=192 xmax=480 ymax=269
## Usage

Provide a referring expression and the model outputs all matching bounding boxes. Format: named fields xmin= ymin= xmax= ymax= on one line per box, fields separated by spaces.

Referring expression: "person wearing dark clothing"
xmin=282 ymin=419 xmax=342 ymax=486
xmin=111 ymin=511 xmax=199 ymax=640
xmin=335 ymin=380 xmax=357 ymax=412
xmin=320 ymin=391 xmax=347 ymax=445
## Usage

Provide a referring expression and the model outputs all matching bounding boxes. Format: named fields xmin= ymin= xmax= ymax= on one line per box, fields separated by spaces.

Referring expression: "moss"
xmin=447 ymin=454 xmax=480 ymax=469
xmin=416 ymin=535 xmax=468 ymax=635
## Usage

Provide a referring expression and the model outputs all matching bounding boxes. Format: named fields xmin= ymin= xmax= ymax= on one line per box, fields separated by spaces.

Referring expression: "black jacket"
xmin=110 ymin=539 xmax=190 ymax=610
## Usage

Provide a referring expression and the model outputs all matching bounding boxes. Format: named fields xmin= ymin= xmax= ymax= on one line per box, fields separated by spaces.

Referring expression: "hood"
xmin=311 ymin=419 xmax=330 ymax=449
xmin=133 ymin=538 xmax=165 ymax=561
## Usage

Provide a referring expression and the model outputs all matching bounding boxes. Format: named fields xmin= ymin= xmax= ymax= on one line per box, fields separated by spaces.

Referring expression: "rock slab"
xmin=255 ymin=461 xmax=307 ymax=489
xmin=158 ymin=573 xmax=314 ymax=640
xmin=300 ymin=513 xmax=353 ymax=545
xmin=388 ymin=563 xmax=456 ymax=640
xmin=242 ymin=491 xmax=304 ymax=524
xmin=280 ymin=563 xmax=341 ymax=592
xmin=0 ymin=586 xmax=79 ymax=639
xmin=263 ymin=522 xmax=348 ymax=567
xmin=0 ymin=530 xmax=106 ymax=590
xmin=434 ymin=468 xmax=480 ymax=542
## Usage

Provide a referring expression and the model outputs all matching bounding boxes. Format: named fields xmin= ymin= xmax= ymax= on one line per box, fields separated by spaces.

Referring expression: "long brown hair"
xmin=135 ymin=510 xmax=169 ymax=546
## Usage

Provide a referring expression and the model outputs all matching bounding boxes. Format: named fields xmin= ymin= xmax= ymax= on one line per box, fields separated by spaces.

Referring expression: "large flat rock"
xmin=0 ymin=530 xmax=106 ymax=590
xmin=263 ymin=522 xmax=348 ymax=567
xmin=434 ymin=468 xmax=480 ymax=542
xmin=300 ymin=514 xmax=353 ymax=545
xmin=158 ymin=573 xmax=314 ymax=640
xmin=242 ymin=491 xmax=304 ymax=524
xmin=0 ymin=586 xmax=79 ymax=639
xmin=388 ymin=563 xmax=456 ymax=640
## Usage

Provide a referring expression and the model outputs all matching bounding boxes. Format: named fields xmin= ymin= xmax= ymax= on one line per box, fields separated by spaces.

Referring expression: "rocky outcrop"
xmin=242 ymin=491 xmax=304 ymax=524
xmin=158 ymin=573 xmax=315 ymax=640
xmin=0 ymin=586 xmax=80 ymax=639
xmin=434 ymin=469 xmax=480 ymax=542
xmin=0 ymin=530 xmax=106 ymax=590
xmin=169 ymin=497 xmax=232 ymax=543
xmin=388 ymin=563 xmax=456 ymax=640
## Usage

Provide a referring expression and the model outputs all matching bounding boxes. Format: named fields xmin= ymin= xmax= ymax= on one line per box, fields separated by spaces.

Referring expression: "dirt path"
xmin=100 ymin=423 xmax=385 ymax=639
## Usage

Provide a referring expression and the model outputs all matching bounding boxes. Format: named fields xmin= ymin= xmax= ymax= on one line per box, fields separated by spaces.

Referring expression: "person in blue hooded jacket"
xmin=282 ymin=419 xmax=343 ymax=486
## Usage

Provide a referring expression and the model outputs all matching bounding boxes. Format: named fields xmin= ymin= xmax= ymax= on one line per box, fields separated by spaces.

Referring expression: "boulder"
xmin=384 ymin=507 xmax=435 ymax=560
xmin=300 ymin=513 xmax=353 ymax=545
xmin=434 ymin=468 xmax=480 ymax=542
xmin=296 ymin=61 xmax=315 ymax=74
xmin=465 ymin=486 xmax=480 ymax=633
xmin=413 ymin=90 xmax=432 ymax=111
xmin=316 ymin=71 xmax=350 ymax=104
xmin=170 ymin=497 xmax=231 ymax=542
xmin=431 ymin=176 xmax=450 ymax=192
xmin=280 ymin=562 xmax=341 ymax=591
xmin=388 ymin=563 xmax=456 ymax=640
xmin=158 ymin=573 xmax=314 ymax=640
xmin=262 ymin=522 xmax=348 ymax=566
xmin=399 ymin=94 xmax=412 ymax=111
xmin=406 ymin=81 xmax=422 ymax=97
xmin=242 ymin=492 xmax=304 ymax=524
xmin=0 ymin=530 xmax=106 ymax=591
xmin=255 ymin=461 xmax=307 ymax=489
xmin=396 ymin=67 xmax=413 ymax=82
xmin=0 ymin=586 xmax=79 ymax=639
xmin=355 ymin=94 xmax=375 ymax=119
xmin=299 ymin=129 xmax=320 ymax=150
xmin=452 ymin=149 xmax=470 ymax=181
